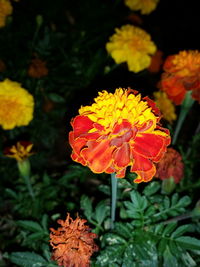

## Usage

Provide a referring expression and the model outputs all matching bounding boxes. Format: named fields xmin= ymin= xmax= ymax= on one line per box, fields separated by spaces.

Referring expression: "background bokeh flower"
xmin=0 ymin=0 xmax=12 ymax=28
xmin=0 ymin=79 xmax=34 ymax=130
xmin=69 ymin=88 xmax=170 ymax=183
xmin=124 ymin=0 xmax=159 ymax=14
xmin=154 ymin=91 xmax=177 ymax=123
xmin=50 ymin=213 xmax=98 ymax=267
xmin=106 ymin=24 xmax=157 ymax=73
xmin=160 ymin=50 xmax=200 ymax=105
xmin=155 ymin=147 xmax=184 ymax=184
xmin=28 ymin=56 xmax=48 ymax=78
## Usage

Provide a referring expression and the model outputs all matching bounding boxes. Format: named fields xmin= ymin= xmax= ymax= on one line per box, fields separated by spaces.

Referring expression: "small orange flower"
xmin=160 ymin=50 xmax=200 ymax=105
xmin=69 ymin=88 xmax=171 ymax=183
xmin=155 ymin=148 xmax=184 ymax=183
xmin=50 ymin=214 xmax=98 ymax=267
xmin=28 ymin=56 xmax=48 ymax=78
xmin=4 ymin=141 xmax=34 ymax=162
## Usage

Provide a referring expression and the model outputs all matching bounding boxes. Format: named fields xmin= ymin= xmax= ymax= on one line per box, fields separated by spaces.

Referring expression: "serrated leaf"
xmin=124 ymin=201 xmax=142 ymax=219
xmin=171 ymin=225 xmax=192 ymax=238
xmin=104 ymin=233 xmax=127 ymax=245
xmin=9 ymin=252 xmax=47 ymax=267
xmin=177 ymin=196 xmax=191 ymax=207
xmin=163 ymin=196 xmax=170 ymax=209
xmin=163 ymin=222 xmax=177 ymax=236
xmin=17 ymin=221 xmax=43 ymax=232
xmin=163 ymin=246 xmax=178 ymax=267
xmin=171 ymin=193 xmax=179 ymax=206
xmin=175 ymin=236 xmax=200 ymax=250
xmin=94 ymin=201 xmax=108 ymax=225
xmin=28 ymin=232 xmax=46 ymax=241
xmin=143 ymin=181 xmax=160 ymax=196
xmin=130 ymin=191 xmax=148 ymax=211
xmin=154 ymin=224 xmax=165 ymax=235
xmin=115 ymin=222 xmax=133 ymax=239
xmin=80 ymin=195 xmax=93 ymax=221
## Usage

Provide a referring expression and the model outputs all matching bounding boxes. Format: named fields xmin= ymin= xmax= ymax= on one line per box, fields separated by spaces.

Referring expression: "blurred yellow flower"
xmin=154 ymin=91 xmax=177 ymax=123
xmin=4 ymin=141 xmax=34 ymax=162
xmin=124 ymin=0 xmax=159 ymax=14
xmin=0 ymin=79 xmax=34 ymax=130
xmin=0 ymin=0 xmax=12 ymax=28
xmin=106 ymin=25 xmax=156 ymax=73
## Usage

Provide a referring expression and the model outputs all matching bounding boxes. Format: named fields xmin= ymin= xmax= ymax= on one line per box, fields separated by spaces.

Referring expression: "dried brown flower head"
xmin=50 ymin=214 xmax=98 ymax=267
xmin=155 ymin=147 xmax=184 ymax=183
xmin=28 ymin=56 xmax=48 ymax=78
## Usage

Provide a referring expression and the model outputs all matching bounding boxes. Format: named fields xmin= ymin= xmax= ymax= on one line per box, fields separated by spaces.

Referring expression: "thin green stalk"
xmin=111 ymin=173 xmax=118 ymax=229
xmin=172 ymin=92 xmax=194 ymax=145
xmin=23 ymin=174 xmax=35 ymax=200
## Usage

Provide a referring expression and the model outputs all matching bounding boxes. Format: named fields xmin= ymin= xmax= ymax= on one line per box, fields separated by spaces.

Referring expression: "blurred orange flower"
xmin=160 ymin=50 xmax=200 ymax=105
xmin=69 ymin=88 xmax=170 ymax=183
xmin=148 ymin=50 xmax=163 ymax=73
xmin=153 ymin=91 xmax=176 ymax=123
xmin=28 ymin=56 xmax=48 ymax=78
xmin=4 ymin=141 xmax=34 ymax=162
xmin=0 ymin=0 xmax=12 ymax=28
xmin=155 ymin=147 xmax=184 ymax=183
xmin=124 ymin=0 xmax=159 ymax=14
xmin=50 ymin=214 xmax=98 ymax=267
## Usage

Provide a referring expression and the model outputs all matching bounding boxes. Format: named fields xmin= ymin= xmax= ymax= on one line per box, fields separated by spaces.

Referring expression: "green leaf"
xmin=104 ymin=233 xmax=127 ymax=245
xmin=48 ymin=93 xmax=65 ymax=103
xmin=164 ymin=196 xmax=170 ymax=209
xmin=130 ymin=191 xmax=148 ymax=211
xmin=143 ymin=181 xmax=160 ymax=196
xmin=163 ymin=246 xmax=178 ymax=267
xmin=115 ymin=222 xmax=133 ymax=239
xmin=94 ymin=200 xmax=108 ymax=225
xmin=171 ymin=225 xmax=192 ymax=238
xmin=80 ymin=195 xmax=93 ymax=221
xmin=162 ymin=222 xmax=177 ymax=236
xmin=17 ymin=220 xmax=43 ymax=232
xmin=9 ymin=252 xmax=48 ymax=267
xmin=177 ymin=196 xmax=191 ymax=207
xmin=171 ymin=193 xmax=179 ymax=206
xmin=175 ymin=236 xmax=200 ymax=250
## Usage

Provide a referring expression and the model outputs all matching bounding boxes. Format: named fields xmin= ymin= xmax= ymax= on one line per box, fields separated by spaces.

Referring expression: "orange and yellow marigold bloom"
xmin=0 ymin=0 xmax=12 ymax=28
xmin=50 ymin=213 xmax=98 ymax=267
xmin=155 ymin=148 xmax=184 ymax=184
xmin=160 ymin=50 xmax=200 ymax=105
xmin=154 ymin=91 xmax=176 ymax=123
xmin=106 ymin=25 xmax=157 ymax=73
xmin=4 ymin=141 xmax=34 ymax=162
xmin=0 ymin=79 xmax=34 ymax=130
xmin=69 ymin=88 xmax=171 ymax=183
xmin=124 ymin=0 xmax=159 ymax=15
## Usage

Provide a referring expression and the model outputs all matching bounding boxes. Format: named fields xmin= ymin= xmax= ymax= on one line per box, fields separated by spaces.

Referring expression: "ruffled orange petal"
xmin=133 ymin=133 xmax=167 ymax=160
xmin=71 ymin=115 xmax=94 ymax=138
xmin=81 ymin=140 xmax=115 ymax=173
xmin=131 ymin=152 xmax=156 ymax=182
xmin=113 ymin=142 xmax=130 ymax=168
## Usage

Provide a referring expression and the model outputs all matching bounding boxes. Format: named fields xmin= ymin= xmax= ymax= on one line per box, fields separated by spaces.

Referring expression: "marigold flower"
xmin=153 ymin=91 xmax=176 ymax=123
xmin=0 ymin=0 xmax=12 ymax=28
xmin=50 ymin=213 xmax=98 ymax=267
xmin=160 ymin=50 xmax=200 ymax=105
xmin=28 ymin=56 xmax=48 ymax=78
xmin=106 ymin=25 xmax=157 ymax=73
xmin=155 ymin=148 xmax=184 ymax=183
xmin=69 ymin=88 xmax=170 ymax=183
xmin=124 ymin=0 xmax=159 ymax=14
xmin=0 ymin=79 xmax=34 ymax=130
xmin=4 ymin=141 xmax=34 ymax=162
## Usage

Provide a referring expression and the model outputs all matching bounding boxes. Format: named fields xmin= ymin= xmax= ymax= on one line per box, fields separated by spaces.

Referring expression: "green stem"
xmin=111 ymin=173 xmax=118 ymax=229
xmin=172 ymin=91 xmax=195 ymax=145
xmin=24 ymin=175 xmax=35 ymax=200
